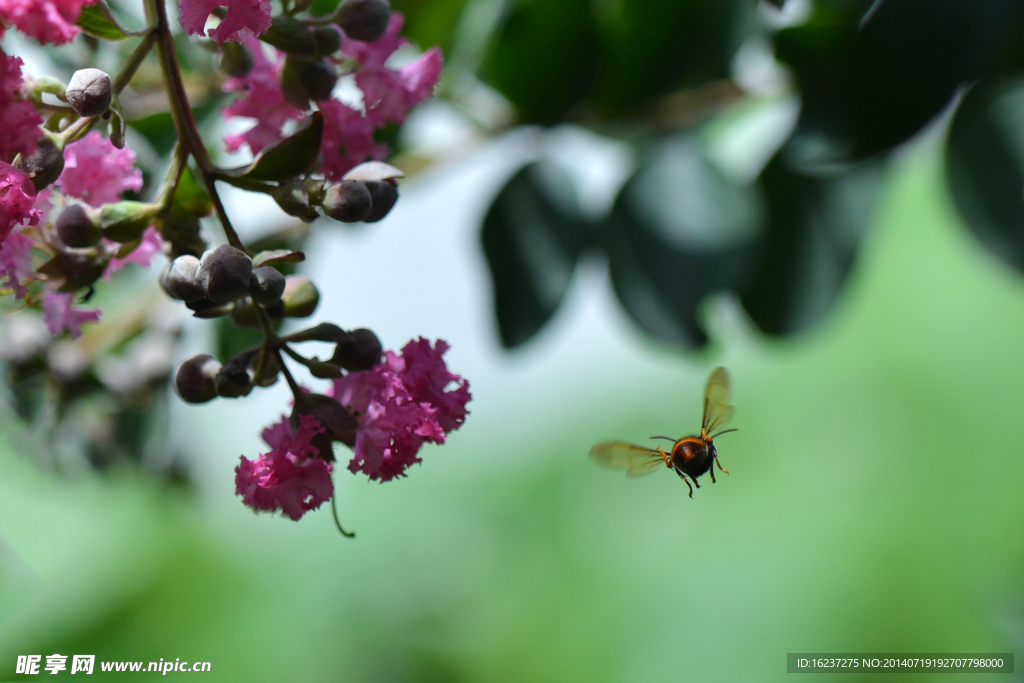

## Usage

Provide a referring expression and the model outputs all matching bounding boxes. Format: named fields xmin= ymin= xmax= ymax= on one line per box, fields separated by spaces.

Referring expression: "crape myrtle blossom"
xmin=0 ymin=230 xmax=33 ymax=298
xmin=0 ymin=161 xmax=40 ymax=242
xmin=42 ymin=290 xmax=100 ymax=338
xmin=178 ymin=0 xmax=271 ymax=45
xmin=105 ymin=226 xmax=164 ymax=277
xmin=220 ymin=13 xmax=442 ymax=179
xmin=57 ymin=132 xmax=143 ymax=207
xmin=341 ymin=14 xmax=443 ymax=128
xmin=221 ymin=38 xmax=304 ymax=155
xmin=0 ymin=50 xmax=42 ymax=160
xmin=235 ymin=414 xmax=334 ymax=520
xmin=0 ymin=0 xmax=97 ymax=45
xmin=330 ymin=338 xmax=470 ymax=482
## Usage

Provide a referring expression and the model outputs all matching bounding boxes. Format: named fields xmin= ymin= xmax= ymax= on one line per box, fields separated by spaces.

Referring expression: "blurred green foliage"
xmin=2 ymin=139 xmax=1023 ymax=681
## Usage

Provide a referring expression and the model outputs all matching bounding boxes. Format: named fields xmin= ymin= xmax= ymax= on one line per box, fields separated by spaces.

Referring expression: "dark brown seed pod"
xmin=66 ymin=68 xmax=112 ymax=118
xmin=174 ymin=354 xmax=221 ymax=404
xmin=248 ymin=265 xmax=287 ymax=307
xmin=334 ymin=0 xmax=391 ymax=42
xmin=321 ymin=180 xmax=371 ymax=223
xmin=362 ymin=180 xmax=399 ymax=222
xmin=55 ymin=204 xmax=101 ymax=248
xmin=197 ymin=245 xmax=253 ymax=303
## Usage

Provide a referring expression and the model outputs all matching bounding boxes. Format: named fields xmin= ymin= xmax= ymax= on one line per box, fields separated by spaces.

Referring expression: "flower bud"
xmin=321 ymin=179 xmax=371 ymax=222
xmin=342 ymin=160 xmax=404 ymax=183
xmin=270 ymin=183 xmax=319 ymax=222
xmin=248 ymin=265 xmax=287 ymax=307
xmin=281 ymin=56 xmax=338 ymax=108
xmin=362 ymin=180 xmax=399 ymax=222
xmin=174 ymin=354 xmax=221 ymax=404
xmin=229 ymin=297 xmax=261 ymax=328
xmin=37 ymin=248 xmax=109 ymax=291
xmin=186 ymin=298 xmax=234 ymax=318
xmin=217 ymin=348 xmax=260 ymax=397
xmin=160 ymin=254 xmax=205 ymax=303
xmin=261 ymin=15 xmax=317 ymax=57
xmin=55 ymin=204 xmax=100 ymax=248
xmin=98 ymin=201 xmax=159 ymax=243
xmin=313 ymin=26 xmax=343 ymax=56
xmin=66 ymin=68 xmax=112 ymax=118
xmin=197 ymin=244 xmax=253 ymax=303
xmin=218 ymin=41 xmax=254 ymax=78
xmin=282 ymin=275 xmax=319 ymax=317
xmin=16 ymin=131 xmax=65 ymax=192
xmin=331 ymin=327 xmax=382 ymax=371
xmin=334 ymin=0 xmax=391 ymax=42
xmin=292 ymin=393 xmax=357 ymax=456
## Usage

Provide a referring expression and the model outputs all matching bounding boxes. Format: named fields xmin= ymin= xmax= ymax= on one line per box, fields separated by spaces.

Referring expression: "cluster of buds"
xmin=0 ymin=0 xmax=467 ymax=532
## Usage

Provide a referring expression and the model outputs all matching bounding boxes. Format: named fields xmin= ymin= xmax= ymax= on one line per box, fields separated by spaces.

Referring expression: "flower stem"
xmin=148 ymin=0 xmax=245 ymax=252
xmin=156 ymin=142 xmax=190 ymax=210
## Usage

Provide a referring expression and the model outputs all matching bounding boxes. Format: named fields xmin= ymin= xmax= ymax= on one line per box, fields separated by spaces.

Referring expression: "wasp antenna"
xmin=331 ymin=492 xmax=355 ymax=538
xmin=649 ymin=435 xmax=676 ymax=442
xmin=712 ymin=428 xmax=738 ymax=438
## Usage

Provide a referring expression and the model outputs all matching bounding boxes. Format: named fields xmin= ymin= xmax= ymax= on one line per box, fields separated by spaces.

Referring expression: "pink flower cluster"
xmin=0 ymin=50 xmax=42 ymax=161
xmin=0 ymin=229 xmax=33 ymax=297
xmin=178 ymin=0 xmax=271 ymax=45
xmin=42 ymin=291 xmax=100 ymax=338
xmin=331 ymin=338 xmax=470 ymax=482
xmin=58 ymin=132 xmax=143 ymax=207
xmin=0 ymin=0 xmax=96 ymax=45
xmin=0 ymin=161 xmax=39 ymax=242
xmin=235 ymin=414 xmax=335 ymax=520
xmin=221 ymin=13 xmax=442 ymax=180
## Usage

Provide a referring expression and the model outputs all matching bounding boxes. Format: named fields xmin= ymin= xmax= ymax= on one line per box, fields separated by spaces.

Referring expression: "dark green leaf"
xmin=777 ymin=0 xmax=1024 ymax=164
xmin=391 ymin=0 xmax=471 ymax=55
xmin=77 ymin=2 xmax=145 ymax=40
xmin=591 ymin=0 xmax=747 ymax=111
xmin=739 ymin=153 xmax=883 ymax=335
xmin=173 ymin=167 xmax=213 ymax=218
xmin=946 ymin=76 xmax=1024 ymax=271
xmin=481 ymin=162 xmax=593 ymax=347
xmin=480 ymin=0 xmax=602 ymax=124
xmin=224 ymin=112 xmax=324 ymax=182
xmin=252 ymin=250 xmax=305 ymax=267
xmin=602 ymin=135 xmax=762 ymax=346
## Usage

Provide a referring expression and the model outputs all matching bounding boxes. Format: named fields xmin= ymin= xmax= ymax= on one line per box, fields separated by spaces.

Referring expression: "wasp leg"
xmin=656 ymin=446 xmax=672 ymax=468
xmin=715 ymin=454 xmax=729 ymax=475
xmin=709 ymin=466 xmax=716 ymax=484
xmin=673 ymin=468 xmax=694 ymax=498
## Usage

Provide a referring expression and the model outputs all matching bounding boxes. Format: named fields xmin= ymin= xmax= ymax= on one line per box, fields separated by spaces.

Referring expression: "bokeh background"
xmin=4 ymin=0 xmax=1024 ymax=680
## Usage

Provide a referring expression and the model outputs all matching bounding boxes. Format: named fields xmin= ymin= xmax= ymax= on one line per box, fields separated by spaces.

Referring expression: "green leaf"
xmin=591 ymin=0 xmax=748 ymax=112
xmin=391 ymin=0 xmax=471 ymax=55
xmin=601 ymin=135 xmax=762 ymax=346
xmin=946 ymin=76 xmax=1024 ymax=272
xmin=739 ymin=153 xmax=883 ymax=336
xmin=481 ymin=162 xmax=593 ymax=348
xmin=776 ymin=0 xmax=1024 ymax=164
xmin=173 ymin=167 xmax=213 ymax=218
xmin=480 ymin=0 xmax=602 ymax=124
xmin=224 ymin=112 xmax=324 ymax=182
xmin=252 ymin=250 xmax=305 ymax=267
xmin=77 ymin=2 xmax=145 ymax=40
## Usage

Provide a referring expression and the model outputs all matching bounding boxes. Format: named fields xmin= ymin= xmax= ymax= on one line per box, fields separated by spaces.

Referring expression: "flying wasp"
xmin=589 ymin=367 xmax=736 ymax=497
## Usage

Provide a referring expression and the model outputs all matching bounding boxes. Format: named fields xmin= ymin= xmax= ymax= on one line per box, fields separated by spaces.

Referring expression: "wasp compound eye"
xmin=248 ymin=265 xmax=287 ymax=307
xmin=174 ymin=354 xmax=221 ymax=404
xmin=198 ymin=245 xmax=253 ymax=304
xmin=321 ymin=180 xmax=371 ymax=223
xmin=161 ymin=254 xmax=206 ymax=303
xmin=66 ymin=68 xmax=113 ymax=118
xmin=334 ymin=0 xmax=391 ymax=42
xmin=55 ymin=204 xmax=101 ymax=248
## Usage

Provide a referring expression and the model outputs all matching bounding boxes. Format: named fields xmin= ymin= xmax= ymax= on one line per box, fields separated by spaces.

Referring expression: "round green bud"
xmin=55 ymin=204 xmax=100 ymax=248
xmin=197 ymin=245 xmax=253 ymax=304
xmin=321 ymin=180 xmax=371 ymax=223
xmin=282 ymin=275 xmax=319 ymax=317
xmin=362 ymin=179 xmax=399 ymax=222
xmin=334 ymin=0 xmax=391 ymax=42
xmin=66 ymin=68 xmax=112 ymax=118
xmin=161 ymin=255 xmax=205 ymax=303
xmin=174 ymin=354 xmax=221 ymax=404
xmin=281 ymin=56 xmax=338 ymax=108
xmin=248 ymin=265 xmax=287 ymax=307
xmin=313 ymin=26 xmax=343 ymax=56
xmin=218 ymin=41 xmax=254 ymax=78
xmin=17 ymin=132 xmax=65 ymax=192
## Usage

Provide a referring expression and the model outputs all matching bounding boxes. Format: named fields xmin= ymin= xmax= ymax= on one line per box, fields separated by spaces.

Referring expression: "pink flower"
xmin=330 ymin=337 xmax=470 ymax=482
xmin=0 ymin=0 xmax=96 ymax=44
xmin=57 ymin=132 xmax=143 ymax=207
xmin=340 ymin=13 xmax=407 ymax=69
xmin=0 ymin=161 xmax=40 ymax=243
xmin=0 ymin=230 xmax=33 ymax=298
xmin=105 ymin=226 xmax=164 ymax=278
xmin=221 ymin=38 xmax=303 ymax=155
xmin=319 ymin=99 xmax=388 ymax=181
xmin=235 ymin=414 xmax=334 ymax=521
xmin=42 ymin=290 xmax=101 ymax=338
xmin=0 ymin=50 xmax=42 ymax=160
xmin=178 ymin=0 xmax=271 ymax=45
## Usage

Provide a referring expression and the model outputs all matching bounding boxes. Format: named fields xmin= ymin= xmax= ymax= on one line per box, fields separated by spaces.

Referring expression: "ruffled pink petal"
xmin=58 ymin=131 xmax=143 ymax=207
xmin=0 ymin=161 xmax=40 ymax=243
xmin=0 ymin=230 xmax=34 ymax=298
xmin=104 ymin=226 xmax=164 ymax=278
xmin=0 ymin=0 xmax=95 ymax=44
xmin=319 ymin=99 xmax=388 ymax=181
xmin=0 ymin=50 xmax=42 ymax=159
xmin=178 ymin=0 xmax=271 ymax=45
xmin=340 ymin=12 xmax=406 ymax=69
xmin=42 ymin=291 xmax=101 ymax=338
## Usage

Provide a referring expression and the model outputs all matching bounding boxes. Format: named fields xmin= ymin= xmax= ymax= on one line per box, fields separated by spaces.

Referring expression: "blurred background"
xmin=4 ymin=0 xmax=1024 ymax=680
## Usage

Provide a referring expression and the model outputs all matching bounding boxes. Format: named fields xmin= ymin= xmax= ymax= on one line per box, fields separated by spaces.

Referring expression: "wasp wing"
xmin=589 ymin=441 xmax=665 ymax=477
xmin=702 ymin=367 xmax=735 ymax=435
